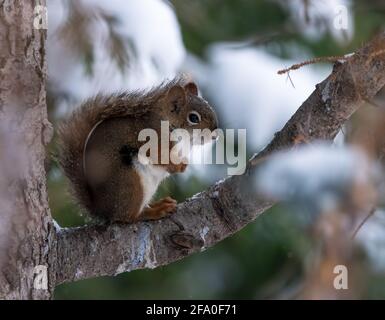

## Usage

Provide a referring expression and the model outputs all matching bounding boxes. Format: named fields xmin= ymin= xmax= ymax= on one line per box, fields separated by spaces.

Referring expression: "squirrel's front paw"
xmin=167 ymin=158 xmax=188 ymax=173
xmin=140 ymin=197 xmax=177 ymax=220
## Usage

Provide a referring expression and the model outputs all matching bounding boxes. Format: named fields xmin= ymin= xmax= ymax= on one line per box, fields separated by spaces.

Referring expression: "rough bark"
xmin=55 ymin=32 xmax=385 ymax=285
xmin=0 ymin=0 xmax=54 ymax=299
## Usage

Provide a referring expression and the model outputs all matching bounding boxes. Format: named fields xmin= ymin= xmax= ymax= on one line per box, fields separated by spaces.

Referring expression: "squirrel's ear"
xmin=184 ymin=82 xmax=198 ymax=96
xmin=167 ymin=85 xmax=186 ymax=109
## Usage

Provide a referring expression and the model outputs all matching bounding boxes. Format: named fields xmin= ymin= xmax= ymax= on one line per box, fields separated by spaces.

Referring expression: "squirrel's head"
xmin=161 ymin=82 xmax=218 ymax=138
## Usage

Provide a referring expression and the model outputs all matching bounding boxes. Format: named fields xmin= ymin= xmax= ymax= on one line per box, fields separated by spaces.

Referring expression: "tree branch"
xmin=55 ymin=32 xmax=385 ymax=285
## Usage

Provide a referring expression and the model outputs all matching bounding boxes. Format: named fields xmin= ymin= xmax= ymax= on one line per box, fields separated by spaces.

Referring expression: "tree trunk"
xmin=0 ymin=0 xmax=54 ymax=299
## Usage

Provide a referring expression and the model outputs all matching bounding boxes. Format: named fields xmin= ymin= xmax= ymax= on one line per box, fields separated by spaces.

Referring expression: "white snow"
xmin=356 ymin=210 xmax=385 ymax=272
xmin=47 ymin=0 xmax=185 ymax=114
xmin=254 ymin=144 xmax=377 ymax=212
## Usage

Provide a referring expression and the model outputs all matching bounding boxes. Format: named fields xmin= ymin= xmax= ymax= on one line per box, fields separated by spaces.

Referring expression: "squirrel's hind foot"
xmin=140 ymin=197 xmax=177 ymax=221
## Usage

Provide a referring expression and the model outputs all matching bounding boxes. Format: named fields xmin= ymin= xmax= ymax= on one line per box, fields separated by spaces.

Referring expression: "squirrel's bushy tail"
xmin=58 ymin=96 xmax=105 ymax=214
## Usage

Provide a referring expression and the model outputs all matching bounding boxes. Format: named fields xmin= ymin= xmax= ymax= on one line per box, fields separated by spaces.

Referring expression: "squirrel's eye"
xmin=187 ymin=111 xmax=201 ymax=125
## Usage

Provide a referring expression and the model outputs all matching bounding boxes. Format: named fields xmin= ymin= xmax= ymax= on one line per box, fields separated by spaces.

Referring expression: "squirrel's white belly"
xmin=133 ymin=159 xmax=169 ymax=210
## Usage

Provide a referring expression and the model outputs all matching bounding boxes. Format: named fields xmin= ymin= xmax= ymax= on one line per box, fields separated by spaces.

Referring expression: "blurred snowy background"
xmin=47 ymin=0 xmax=385 ymax=299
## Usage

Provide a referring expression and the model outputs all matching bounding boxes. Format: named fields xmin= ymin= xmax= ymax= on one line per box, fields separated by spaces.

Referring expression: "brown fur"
xmin=58 ymin=76 xmax=218 ymax=223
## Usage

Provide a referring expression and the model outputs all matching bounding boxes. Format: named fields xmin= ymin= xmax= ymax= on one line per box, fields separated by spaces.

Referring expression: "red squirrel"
xmin=58 ymin=77 xmax=218 ymax=223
